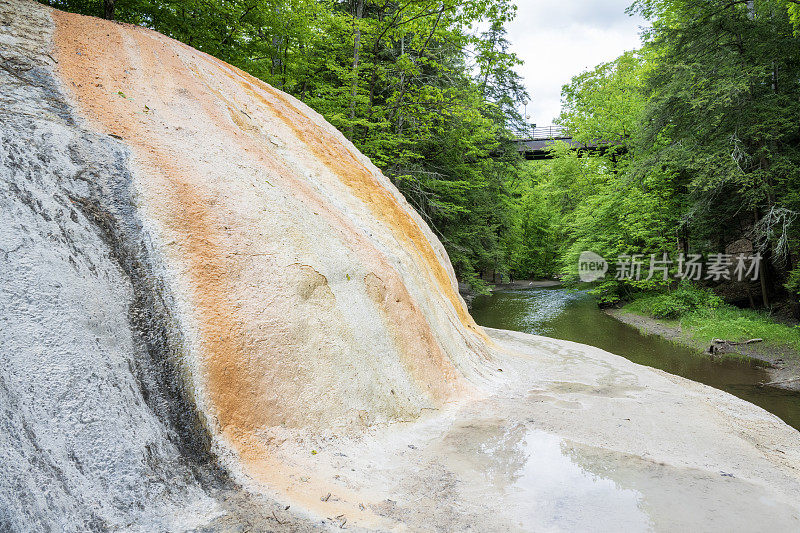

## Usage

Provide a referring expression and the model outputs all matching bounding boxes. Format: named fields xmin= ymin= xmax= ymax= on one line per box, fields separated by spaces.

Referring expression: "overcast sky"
xmin=506 ymin=1 xmax=647 ymax=126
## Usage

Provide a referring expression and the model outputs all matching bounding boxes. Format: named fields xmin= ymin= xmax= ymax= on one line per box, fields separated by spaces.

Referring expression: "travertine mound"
xmin=2 ymin=2 xmax=799 ymax=531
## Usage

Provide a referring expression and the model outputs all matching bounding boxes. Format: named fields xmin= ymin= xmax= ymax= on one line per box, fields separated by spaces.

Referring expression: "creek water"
xmin=471 ymin=287 xmax=800 ymax=432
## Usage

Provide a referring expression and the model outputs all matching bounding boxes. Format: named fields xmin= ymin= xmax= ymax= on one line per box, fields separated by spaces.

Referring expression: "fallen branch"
xmin=708 ymin=338 xmax=763 ymax=355
xmin=712 ymin=338 xmax=763 ymax=345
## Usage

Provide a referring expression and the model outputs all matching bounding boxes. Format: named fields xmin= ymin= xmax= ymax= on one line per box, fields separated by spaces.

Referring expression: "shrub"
xmin=628 ymin=285 xmax=723 ymax=319
xmin=588 ymin=280 xmax=623 ymax=306
xmin=786 ymin=267 xmax=800 ymax=297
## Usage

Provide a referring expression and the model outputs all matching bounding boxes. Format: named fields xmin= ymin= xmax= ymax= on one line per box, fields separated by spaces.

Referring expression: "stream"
xmin=471 ymin=287 xmax=800 ymax=432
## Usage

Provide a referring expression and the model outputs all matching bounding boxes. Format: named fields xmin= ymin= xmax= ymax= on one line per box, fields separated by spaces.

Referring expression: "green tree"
xmin=631 ymin=0 xmax=800 ymax=306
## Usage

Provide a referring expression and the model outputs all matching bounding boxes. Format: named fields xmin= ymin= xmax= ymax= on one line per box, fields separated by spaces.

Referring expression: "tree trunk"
xmin=282 ymin=36 xmax=289 ymax=89
xmin=347 ymin=0 xmax=364 ymax=139
xmin=271 ymin=36 xmax=283 ymax=83
xmin=367 ymin=3 xmax=386 ymax=119
xmin=760 ymin=258 xmax=770 ymax=308
xmin=678 ymin=229 xmax=689 ymax=257
xmin=103 ymin=0 xmax=115 ymax=20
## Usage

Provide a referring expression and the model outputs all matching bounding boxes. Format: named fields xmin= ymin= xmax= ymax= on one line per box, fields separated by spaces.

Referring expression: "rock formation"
xmin=1 ymin=1 xmax=799 ymax=530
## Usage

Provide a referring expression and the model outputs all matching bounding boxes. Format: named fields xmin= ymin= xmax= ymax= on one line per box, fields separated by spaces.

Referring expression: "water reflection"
xmin=436 ymin=419 xmax=651 ymax=531
xmin=513 ymin=430 xmax=649 ymax=531
xmin=471 ymin=288 xmax=800 ymax=431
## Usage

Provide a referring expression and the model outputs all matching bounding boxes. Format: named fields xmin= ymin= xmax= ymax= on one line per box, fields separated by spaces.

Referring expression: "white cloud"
xmin=506 ymin=1 xmax=646 ymax=125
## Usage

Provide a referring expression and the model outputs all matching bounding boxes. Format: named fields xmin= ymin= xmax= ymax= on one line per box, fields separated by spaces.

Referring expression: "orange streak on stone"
xmin=160 ymin=41 xmax=468 ymax=403
xmin=206 ymin=58 xmax=479 ymax=333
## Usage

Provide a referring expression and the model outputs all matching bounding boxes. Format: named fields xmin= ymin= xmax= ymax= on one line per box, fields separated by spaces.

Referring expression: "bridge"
xmin=515 ymin=126 xmax=611 ymax=160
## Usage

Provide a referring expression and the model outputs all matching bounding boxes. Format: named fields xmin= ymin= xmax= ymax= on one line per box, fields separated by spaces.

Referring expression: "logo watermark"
xmin=577 ymin=252 xmax=762 ymax=282
xmin=578 ymin=251 xmax=609 ymax=282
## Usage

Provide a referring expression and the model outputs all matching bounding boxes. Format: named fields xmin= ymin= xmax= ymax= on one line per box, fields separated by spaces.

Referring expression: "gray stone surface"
xmin=0 ymin=3 xmax=319 ymax=531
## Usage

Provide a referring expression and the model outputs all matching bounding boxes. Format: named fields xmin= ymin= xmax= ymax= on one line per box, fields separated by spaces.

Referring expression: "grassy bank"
xmin=621 ymin=286 xmax=800 ymax=353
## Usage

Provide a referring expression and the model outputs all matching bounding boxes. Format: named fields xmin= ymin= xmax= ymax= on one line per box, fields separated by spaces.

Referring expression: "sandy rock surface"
xmin=1 ymin=1 xmax=799 ymax=531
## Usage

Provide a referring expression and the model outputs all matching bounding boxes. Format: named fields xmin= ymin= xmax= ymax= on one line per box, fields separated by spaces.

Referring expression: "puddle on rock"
xmin=385 ymin=419 xmax=652 ymax=532
xmin=507 ymin=428 xmax=650 ymax=531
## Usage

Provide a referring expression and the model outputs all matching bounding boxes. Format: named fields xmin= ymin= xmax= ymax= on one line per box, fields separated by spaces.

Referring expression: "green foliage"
xmin=630 ymin=0 xmax=800 ymax=257
xmin=786 ymin=267 xmax=800 ymax=296
xmin=559 ymin=51 xmax=650 ymax=144
xmin=588 ymin=280 xmax=624 ymax=306
xmin=533 ymin=0 xmax=800 ymax=310
xmin=626 ymin=285 xmax=724 ymax=319
xmin=459 ymin=271 xmax=492 ymax=296
xmin=508 ymin=183 xmax=558 ymax=278
xmin=525 ymin=51 xmax=683 ymax=291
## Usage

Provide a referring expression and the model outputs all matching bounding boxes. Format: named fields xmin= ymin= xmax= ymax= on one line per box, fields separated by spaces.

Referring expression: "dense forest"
xmin=43 ymin=0 xmax=800 ymax=315
xmin=533 ymin=0 xmax=800 ymax=317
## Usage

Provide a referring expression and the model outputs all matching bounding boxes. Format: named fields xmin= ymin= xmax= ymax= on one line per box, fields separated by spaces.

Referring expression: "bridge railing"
xmin=530 ymin=125 xmax=569 ymax=139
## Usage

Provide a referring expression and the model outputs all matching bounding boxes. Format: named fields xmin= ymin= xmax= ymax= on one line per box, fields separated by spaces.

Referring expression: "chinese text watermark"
xmin=578 ymin=252 xmax=761 ymax=282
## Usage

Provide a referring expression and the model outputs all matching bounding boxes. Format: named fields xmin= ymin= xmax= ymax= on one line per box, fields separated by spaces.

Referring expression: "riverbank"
xmin=606 ymin=308 xmax=800 ymax=392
